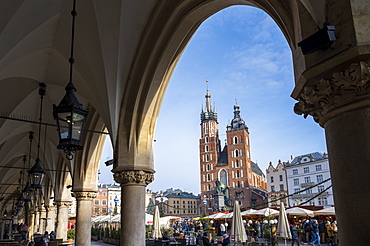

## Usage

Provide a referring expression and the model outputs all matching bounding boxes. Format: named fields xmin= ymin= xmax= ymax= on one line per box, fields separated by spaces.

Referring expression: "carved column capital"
xmin=53 ymin=201 xmax=73 ymax=208
xmin=45 ymin=206 xmax=57 ymax=212
xmin=114 ymin=169 xmax=154 ymax=186
xmin=72 ymin=191 xmax=97 ymax=201
xmin=294 ymin=60 xmax=370 ymax=126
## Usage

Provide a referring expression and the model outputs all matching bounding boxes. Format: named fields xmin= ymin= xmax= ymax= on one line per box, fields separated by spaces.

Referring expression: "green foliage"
xmin=104 ymin=226 xmax=110 ymax=238
xmin=67 ymin=229 xmax=75 ymax=239
xmin=161 ymin=227 xmax=174 ymax=237
xmin=91 ymin=227 xmax=100 ymax=237
xmin=146 ymin=225 xmax=153 ymax=238
xmin=110 ymin=227 xmax=120 ymax=240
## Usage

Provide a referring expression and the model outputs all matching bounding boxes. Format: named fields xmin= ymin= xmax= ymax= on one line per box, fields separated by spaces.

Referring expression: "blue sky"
xmin=98 ymin=6 xmax=327 ymax=194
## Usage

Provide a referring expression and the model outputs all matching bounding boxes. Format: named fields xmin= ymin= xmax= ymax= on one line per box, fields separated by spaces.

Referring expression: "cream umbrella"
xmin=204 ymin=212 xmax=226 ymax=219
xmin=314 ymin=207 xmax=335 ymax=216
xmin=276 ymin=202 xmax=291 ymax=246
xmin=286 ymin=207 xmax=314 ymax=217
xmin=250 ymin=207 xmax=279 ymax=217
xmin=152 ymin=205 xmax=161 ymax=240
xmin=231 ymin=201 xmax=247 ymax=245
xmin=241 ymin=209 xmax=256 ymax=216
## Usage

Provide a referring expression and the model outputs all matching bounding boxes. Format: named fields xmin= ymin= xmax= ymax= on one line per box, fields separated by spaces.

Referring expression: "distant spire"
xmin=200 ymin=80 xmax=217 ymax=123
xmin=205 ymin=80 xmax=211 ymax=112
xmin=227 ymin=102 xmax=248 ymax=132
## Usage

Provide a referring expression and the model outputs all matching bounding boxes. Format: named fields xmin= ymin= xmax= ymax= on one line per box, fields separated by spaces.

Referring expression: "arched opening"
xmin=149 ymin=5 xmax=325 ymax=195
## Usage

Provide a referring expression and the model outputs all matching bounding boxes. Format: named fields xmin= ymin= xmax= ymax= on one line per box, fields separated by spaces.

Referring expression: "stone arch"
xmin=114 ymin=0 xmax=306 ymax=173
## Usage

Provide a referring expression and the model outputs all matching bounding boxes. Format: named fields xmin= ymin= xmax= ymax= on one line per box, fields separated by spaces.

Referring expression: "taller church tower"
xmin=199 ymin=90 xmax=220 ymax=194
xmin=199 ymin=92 xmax=267 ymax=213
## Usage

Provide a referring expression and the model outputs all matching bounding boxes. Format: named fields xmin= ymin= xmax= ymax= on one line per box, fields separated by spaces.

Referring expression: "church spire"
xmin=200 ymin=80 xmax=217 ymax=123
xmin=226 ymin=101 xmax=248 ymax=132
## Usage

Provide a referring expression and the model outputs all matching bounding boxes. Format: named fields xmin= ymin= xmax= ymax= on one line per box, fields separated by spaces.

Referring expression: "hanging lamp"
xmin=53 ymin=0 xmax=88 ymax=160
xmin=21 ymin=132 xmax=34 ymax=202
xmin=29 ymin=83 xmax=46 ymax=189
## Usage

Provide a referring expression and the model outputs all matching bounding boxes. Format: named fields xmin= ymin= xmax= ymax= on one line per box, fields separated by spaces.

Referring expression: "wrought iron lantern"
xmin=29 ymin=83 xmax=46 ymax=189
xmin=53 ymin=0 xmax=88 ymax=160
xmin=21 ymin=182 xmax=32 ymax=202
xmin=28 ymin=158 xmax=45 ymax=189
xmin=53 ymin=83 xmax=88 ymax=160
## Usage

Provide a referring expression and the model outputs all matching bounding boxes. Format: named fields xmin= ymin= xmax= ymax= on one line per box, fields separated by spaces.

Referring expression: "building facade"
xmin=155 ymin=188 xmax=199 ymax=217
xmin=266 ymin=160 xmax=288 ymax=208
xmin=92 ymin=184 xmax=109 ymax=216
xmin=199 ymin=91 xmax=267 ymax=212
xmin=285 ymin=152 xmax=334 ymax=208
xmin=107 ymin=184 xmax=121 ymax=214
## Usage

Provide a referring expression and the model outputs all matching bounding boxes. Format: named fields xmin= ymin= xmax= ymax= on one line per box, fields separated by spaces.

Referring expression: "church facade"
xmin=199 ymin=91 xmax=267 ymax=213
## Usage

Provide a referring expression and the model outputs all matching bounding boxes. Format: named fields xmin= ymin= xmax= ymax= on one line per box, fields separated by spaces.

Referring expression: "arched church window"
xmin=236 ymin=170 xmax=240 ymax=178
xmin=236 ymin=160 xmax=239 ymax=167
xmin=235 ymin=149 xmax=239 ymax=157
xmin=234 ymin=136 xmax=238 ymax=144
xmin=237 ymin=181 xmax=241 ymax=188
xmin=205 ymin=137 xmax=208 ymax=143
xmin=205 ymin=145 xmax=209 ymax=152
xmin=207 ymin=164 xmax=210 ymax=171
xmin=220 ymin=169 xmax=227 ymax=185
xmin=207 ymin=174 xmax=211 ymax=181
xmin=206 ymin=154 xmax=209 ymax=161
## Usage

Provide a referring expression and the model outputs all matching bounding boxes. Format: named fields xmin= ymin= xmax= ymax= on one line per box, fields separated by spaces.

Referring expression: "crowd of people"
xmin=153 ymin=219 xmax=230 ymax=245
xmin=2 ymin=222 xmax=57 ymax=246
xmin=290 ymin=219 xmax=339 ymax=246
xmin=153 ymin=217 xmax=339 ymax=246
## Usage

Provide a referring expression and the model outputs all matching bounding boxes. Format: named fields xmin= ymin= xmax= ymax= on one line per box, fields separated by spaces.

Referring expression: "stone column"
xmin=114 ymin=169 xmax=154 ymax=246
xmin=294 ymin=60 xmax=370 ymax=245
xmin=73 ymin=191 xmax=97 ymax=246
xmin=54 ymin=201 xmax=72 ymax=240
xmin=34 ymin=207 xmax=40 ymax=234
xmin=38 ymin=208 xmax=47 ymax=234
xmin=45 ymin=206 xmax=56 ymax=233
xmin=27 ymin=209 xmax=35 ymax=240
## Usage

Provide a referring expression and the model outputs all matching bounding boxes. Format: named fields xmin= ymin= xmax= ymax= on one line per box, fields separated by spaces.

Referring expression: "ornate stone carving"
xmin=294 ymin=60 xmax=370 ymax=123
xmin=53 ymin=201 xmax=73 ymax=207
xmin=72 ymin=191 xmax=97 ymax=200
xmin=45 ymin=206 xmax=57 ymax=212
xmin=114 ymin=170 xmax=154 ymax=186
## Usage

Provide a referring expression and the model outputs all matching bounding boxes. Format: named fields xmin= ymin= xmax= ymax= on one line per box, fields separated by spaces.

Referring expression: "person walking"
xmin=304 ymin=220 xmax=312 ymax=243
xmin=325 ymin=221 xmax=334 ymax=245
xmin=220 ymin=223 xmax=226 ymax=236
xmin=290 ymin=223 xmax=300 ymax=246
xmin=331 ymin=221 xmax=338 ymax=246
xmin=318 ymin=221 xmax=326 ymax=244
xmin=310 ymin=220 xmax=320 ymax=245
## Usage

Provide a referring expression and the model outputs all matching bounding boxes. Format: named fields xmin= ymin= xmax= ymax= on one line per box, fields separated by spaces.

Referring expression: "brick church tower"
xmin=199 ymin=91 xmax=267 ymax=213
